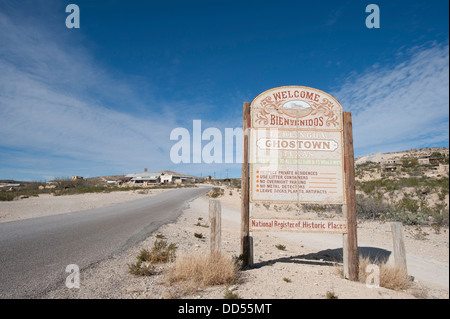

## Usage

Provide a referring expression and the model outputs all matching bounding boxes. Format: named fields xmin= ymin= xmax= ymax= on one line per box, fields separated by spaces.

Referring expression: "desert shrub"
xmin=231 ymin=179 xmax=241 ymax=189
xmin=128 ymin=261 xmax=154 ymax=276
xmin=134 ymin=240 xmax=177 ymax=265
xmin=356 ymin=195 xmax=393 ymax=220
xmin=194 ymin=232 xmax=204 ymax=239
xmin=326 ymin=291 xmax=338 ymax=299
xmin=0 ymin=192 xmax=17 ymax=201
xmin=397 ymin=197 xmax=420 ymax=213
xmin=356 ymin=176 xmax=449 ymax=196
xmin=381 ymin=209 xmax=428 ymax=226
xmin=128 ymin=240 xmax=177 ymax=276
xmin=149 ymin=240 xmax=177 ymax=263
xmin=357 ymin=192 xmax=448 ymax=226
xmin=207 ymin=187 xmax=224 ymax=198
xmin=224 ymin=289 xmax=239 ymax=299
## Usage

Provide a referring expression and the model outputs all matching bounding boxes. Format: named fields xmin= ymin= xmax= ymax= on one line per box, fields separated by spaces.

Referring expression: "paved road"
xmin=0 ymin=187 xmax=209 ymax=298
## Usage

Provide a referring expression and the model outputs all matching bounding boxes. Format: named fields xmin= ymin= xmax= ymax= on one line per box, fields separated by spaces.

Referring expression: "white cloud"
xmin=0 ymin=8 xmax=178 ymax=179
xmin=332 ymin=42 xmax=449 ymax=157
xmin=0 ymin=6 xmax=243 ymax=180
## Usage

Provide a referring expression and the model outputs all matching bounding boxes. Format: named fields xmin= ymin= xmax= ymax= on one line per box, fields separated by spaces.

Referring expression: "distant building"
xmin=381 ymin=158 xmax=400 ymax=165
xmin=72 ymin=176 xmax=83 ymax=180
xmin=0 ymin=183 xmax=20 ymax=188
xmin=160 ymin=173 xmax=173 ymax=184
xmin=418 ymin=156 xmax=440 ymax=165
xmin=125 ymin=172 xmax=161 ymax=187
xmin=120 ymin=171 xmax=195 ymax=187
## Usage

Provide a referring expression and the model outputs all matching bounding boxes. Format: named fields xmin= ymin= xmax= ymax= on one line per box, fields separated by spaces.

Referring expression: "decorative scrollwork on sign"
xmin=255 ymin=96 xmax=340 ymax=127
xmin=309 ymin=98 xmax=340 ymax=127
xmin=259 ymin=96 xmax=285 ymax=109
xmin=255 ymin=96 xmax=286 ymax=125
xmin=255 ymin=109 xmax=270 ymax=125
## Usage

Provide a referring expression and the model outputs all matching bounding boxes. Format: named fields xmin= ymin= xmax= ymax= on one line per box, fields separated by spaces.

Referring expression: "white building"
xmin=125 ymin=172 xmax=161 ymax=187
xmin=160 ymin=173 xmax=173 ymax=184
xmin=120 ymin=171 xmax=195 ymax=187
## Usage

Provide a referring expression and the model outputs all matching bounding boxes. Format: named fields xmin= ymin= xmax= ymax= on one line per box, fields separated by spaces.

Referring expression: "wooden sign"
xmin=241 ymin=87 xmax=359 ymax=281
xmin=250 ymin=217 xmax=347 ymax=234
xmin=250 ymin=86 xmax=345 ymax=204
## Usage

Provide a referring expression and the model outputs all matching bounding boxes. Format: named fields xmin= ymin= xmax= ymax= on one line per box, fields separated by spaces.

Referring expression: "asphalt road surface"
xmin=0 ymin=187 xmax=210 ymax=298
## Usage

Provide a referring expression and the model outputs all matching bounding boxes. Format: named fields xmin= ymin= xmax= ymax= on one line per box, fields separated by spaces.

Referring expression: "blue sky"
xmin=0 ymin=0 xmax=448 ymax=181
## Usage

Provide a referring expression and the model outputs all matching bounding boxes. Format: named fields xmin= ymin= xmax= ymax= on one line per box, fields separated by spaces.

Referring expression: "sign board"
xmin=250 ymin=86 xmax=345 ymax=204
xmin=241 ymin=89 xmax=358 ymax=278
xmin=250 ymin=217 xmax=347 ymax=233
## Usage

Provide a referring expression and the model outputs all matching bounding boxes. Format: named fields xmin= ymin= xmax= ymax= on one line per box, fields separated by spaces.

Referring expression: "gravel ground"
xmin=2 ymin=188 xmax=448 ymax=299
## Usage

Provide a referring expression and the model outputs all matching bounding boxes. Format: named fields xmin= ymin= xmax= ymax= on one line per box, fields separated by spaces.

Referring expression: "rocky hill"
xmin=354 ymin=148 xmax=449 ymax=227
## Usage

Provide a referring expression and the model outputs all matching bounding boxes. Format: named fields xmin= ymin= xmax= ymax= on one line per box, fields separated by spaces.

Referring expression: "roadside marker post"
xmin=390 ymin=222 xmax=408 ymax=274
xmin=209 ymin=199 xmax=222 ymax=256
xmin=240 ymin=101 xmax=253 ymax=268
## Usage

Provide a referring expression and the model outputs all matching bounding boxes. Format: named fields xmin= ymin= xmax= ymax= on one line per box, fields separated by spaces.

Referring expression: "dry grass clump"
xmin=166 ymin=252 xmax=240 ymax=292
xmin=358 ymin=257 xmax=411 ymax=291
xmin=336 ymin=256 xmax=412 ymax=291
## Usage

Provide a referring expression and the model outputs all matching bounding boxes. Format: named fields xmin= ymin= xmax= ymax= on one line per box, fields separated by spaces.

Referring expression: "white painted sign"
xmin=250 ymin=217 xmax=347 ymax=234
xmin=250 ymin=86 xmax=345 ymax=204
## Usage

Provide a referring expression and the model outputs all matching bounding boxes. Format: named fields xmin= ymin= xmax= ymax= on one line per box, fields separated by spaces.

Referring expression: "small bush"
xmin=356 ymin=195 xmax=393 ymax=220
xmin=195 ymin=221 xmax=209 ymax=228
xmin=224 ymin=289 xmax=239 ymax=299
xmin=128 ymin=240 xmax=177 ymax=276
xmin=275 ymin=244 xmax=286 ymax=251
xmin=149 ymin=240 xmax=177 ymax=263
xmin=135 ymin=240 xmax=177 ymax=265
xmin=128 ymin=261 xmax=153 ymax=276
xmin=194 ymin=232 xmax=204 ymax=239
xmin=0 ymin=192 xmax=17 ymax=201
xmin=326 ymin=291 xmax=338 ymax=299
xmin=382 ymin=209 xmax=428 ymax=225
xmin=207 ymin=187 xmax=224 ymax=198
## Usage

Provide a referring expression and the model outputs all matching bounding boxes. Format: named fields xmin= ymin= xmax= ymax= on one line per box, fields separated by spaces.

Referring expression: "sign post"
xmin=342 ymin=112 xmax=359 ymax=281
xmin=240 ymin=101 xmax=253 ymax=268
xmin=241 ymin=86 xmax=358 ymax=280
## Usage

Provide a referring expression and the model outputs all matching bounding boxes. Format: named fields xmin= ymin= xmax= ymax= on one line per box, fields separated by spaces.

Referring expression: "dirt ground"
xmin=0 ymin=188 xmax=173 ymax=223
xmin=12 ymin=186 xmax=442 ymax=300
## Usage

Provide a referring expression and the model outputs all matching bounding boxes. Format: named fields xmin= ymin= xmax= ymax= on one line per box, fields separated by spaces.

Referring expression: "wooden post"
xmin=241 ymin=101 xmax=253 ymax=268
xmin=390 ymin=222 xmax=407 ymax=273
xmin=209 ymin=199 xmax=221 ymax=255
xmin=342 ymin=112 xmax=359 ymax=281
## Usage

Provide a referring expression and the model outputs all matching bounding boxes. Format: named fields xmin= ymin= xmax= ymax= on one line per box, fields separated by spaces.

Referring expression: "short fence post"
xmin=209 ymin=199 xmax=221 ymax=256
xmin=390 ymin=222 xmax=407 ymax=273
